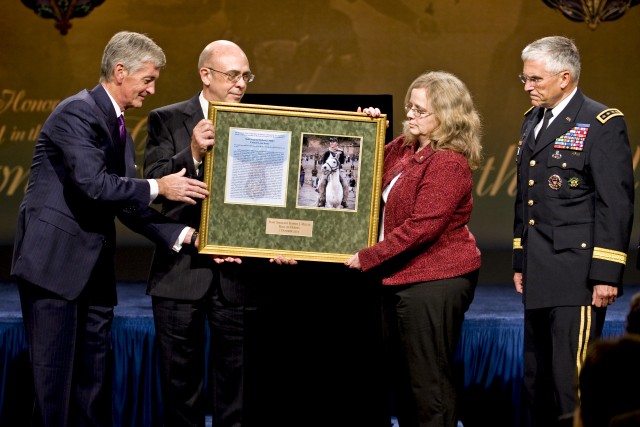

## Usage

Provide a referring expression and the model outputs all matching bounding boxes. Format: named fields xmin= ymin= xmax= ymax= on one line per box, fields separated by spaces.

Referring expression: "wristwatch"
xmin=190 ymin=230 xmax=199 ymax=246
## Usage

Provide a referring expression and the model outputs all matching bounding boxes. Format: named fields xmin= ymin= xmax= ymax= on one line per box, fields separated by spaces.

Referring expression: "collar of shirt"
xmin=104 ymin=88 xmax=123 ymax=119
xmin=547 ymin=86 xmax=578 ymax=126
xmin=199 ymin=92 xmax=209 ymax=118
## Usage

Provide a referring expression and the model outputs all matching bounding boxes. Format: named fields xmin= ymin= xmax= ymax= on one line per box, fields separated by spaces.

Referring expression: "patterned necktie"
xmin=118 ymin=114 xmax=126 ymax=145
xmin=535 ymin=108 xmax=553 ymax=143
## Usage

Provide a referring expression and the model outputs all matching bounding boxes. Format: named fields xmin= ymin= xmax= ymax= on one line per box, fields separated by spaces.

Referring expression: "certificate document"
xmin=224 ymin=128 xmax=291 ymax=207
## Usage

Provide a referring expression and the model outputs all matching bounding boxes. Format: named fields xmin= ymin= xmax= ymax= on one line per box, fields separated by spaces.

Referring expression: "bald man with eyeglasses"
xmin=143 ymin=40 xmax=262 ymax=427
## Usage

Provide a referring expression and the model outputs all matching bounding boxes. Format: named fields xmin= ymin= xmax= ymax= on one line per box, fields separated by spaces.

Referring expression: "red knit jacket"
xmin=358 ymin=135 xmax=481 ymax=285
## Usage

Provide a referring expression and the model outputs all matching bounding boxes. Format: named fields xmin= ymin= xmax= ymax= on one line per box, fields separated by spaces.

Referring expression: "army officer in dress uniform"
xmin=512 ymin=36 xmax=634 ymax=427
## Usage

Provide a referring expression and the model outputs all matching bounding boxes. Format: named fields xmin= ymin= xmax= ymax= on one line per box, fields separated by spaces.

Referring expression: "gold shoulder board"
xmin=597 ymin=108 xmax=624 ymax=124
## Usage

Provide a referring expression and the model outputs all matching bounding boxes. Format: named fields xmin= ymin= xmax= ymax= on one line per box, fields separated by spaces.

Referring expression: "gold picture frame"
xmin=199 ymin=102 xmax=386 ymax=263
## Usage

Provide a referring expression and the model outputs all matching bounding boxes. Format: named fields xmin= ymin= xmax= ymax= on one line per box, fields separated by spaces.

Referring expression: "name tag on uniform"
xmin=553 ymin=123 xmax=589 ymax=151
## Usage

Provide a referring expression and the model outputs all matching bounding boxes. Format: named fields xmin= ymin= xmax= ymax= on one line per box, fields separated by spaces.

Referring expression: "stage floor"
xmin=1 ymin=281 xmax=638 ymax=427
xmin=3 ymin=281 xmax=636 ymax=323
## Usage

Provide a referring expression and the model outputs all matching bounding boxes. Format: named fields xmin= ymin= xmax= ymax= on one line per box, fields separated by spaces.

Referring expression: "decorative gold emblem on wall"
xmin=543 ymin=0 xmax=639 ymax=29
xmin=21 ymin=0 xmax=105 ymax=35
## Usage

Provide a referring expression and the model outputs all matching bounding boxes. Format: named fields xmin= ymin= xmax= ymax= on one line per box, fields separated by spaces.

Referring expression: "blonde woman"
xmin=348 ymin=70 xmax=483 ymax=427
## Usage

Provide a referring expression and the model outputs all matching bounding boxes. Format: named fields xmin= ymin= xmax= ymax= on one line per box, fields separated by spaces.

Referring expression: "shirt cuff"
xmin=173 ymin=227 xmax=190 ymax=252
xmin=148 ymin=179 xmax=159 ymax=203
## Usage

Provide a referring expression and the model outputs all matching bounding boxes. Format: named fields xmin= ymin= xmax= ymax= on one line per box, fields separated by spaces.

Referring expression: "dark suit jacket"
xmin=11 ymin=84 xmax=184 ymax=300
xmin=512 ymin=89 xmax=634 ymax=309
xmin=144 ymin=94 xmax=248 ymax=304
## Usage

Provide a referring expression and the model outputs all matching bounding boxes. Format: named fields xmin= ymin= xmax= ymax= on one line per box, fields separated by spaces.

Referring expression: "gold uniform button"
xmin=562 ymin=162 xmax=567 ymax=168
xmin=529 ymin=160 xmax=536 ymax=166
xmin=528 ymin=179 xmax=534 ymax=186
xmin=528 ymin=200 xmax=534 ymax=206
xmin=528 ymin=219 xmax=535 ymax=226
xmin=581 ymin=243 xmax=587 ymax=248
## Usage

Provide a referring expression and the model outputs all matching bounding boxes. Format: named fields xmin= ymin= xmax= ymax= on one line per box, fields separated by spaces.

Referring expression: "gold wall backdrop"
xmin=1 ymin=0 xmax=639 ymax=251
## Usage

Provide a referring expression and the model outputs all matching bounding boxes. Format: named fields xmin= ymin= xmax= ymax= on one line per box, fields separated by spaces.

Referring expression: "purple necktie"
xmin=118 ymin=114 xmax=126 ymax=145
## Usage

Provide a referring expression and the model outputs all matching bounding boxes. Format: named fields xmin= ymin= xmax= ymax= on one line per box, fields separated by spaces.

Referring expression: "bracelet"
xmin=190 ymin=230 xmax=199 ymax=246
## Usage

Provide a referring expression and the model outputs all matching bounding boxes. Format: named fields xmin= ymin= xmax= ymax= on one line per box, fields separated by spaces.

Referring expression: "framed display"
xmin=199 ymin=101 xmax=387 ymax=263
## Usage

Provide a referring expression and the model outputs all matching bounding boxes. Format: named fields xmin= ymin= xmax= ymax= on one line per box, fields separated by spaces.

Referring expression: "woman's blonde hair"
xmin=402 ymin=70 xmax=483 ymax=170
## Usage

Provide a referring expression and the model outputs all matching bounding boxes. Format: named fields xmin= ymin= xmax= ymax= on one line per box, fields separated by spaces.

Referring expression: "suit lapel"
xmin=526 ymin=108 xmax=543 ymax=151
xmin=90 ymin=85 xmax=120 ymax=150
xmin=122 ymin=132 xmax=137 ymax=177
xmin=181 ymin=96 xmax=206 ymax=177
xmin=184 ymin=95 xmax=205 ymax=141
xmin=89 ymin=85 xmax=134 ymax=175
xmin=91 ymin=85 xmax=118 ymax=138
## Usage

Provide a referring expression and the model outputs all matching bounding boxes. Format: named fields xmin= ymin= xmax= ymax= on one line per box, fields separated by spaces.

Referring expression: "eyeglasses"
xmin=206 ymin=67 xmax=255 ymax=83
xmin=518 ymin=71 xmax=563 ymax=86
xmin=404 ymin=103 xmax=434 ymax=118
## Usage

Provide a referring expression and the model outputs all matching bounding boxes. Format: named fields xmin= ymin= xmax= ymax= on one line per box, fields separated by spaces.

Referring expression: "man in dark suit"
xmin=11 ymin=31 xmax=209 ymax=427
xmin=144 ymin=40 xmax=288 ymax=427
xmin=512 ymin=36 xmax=634 ymax=427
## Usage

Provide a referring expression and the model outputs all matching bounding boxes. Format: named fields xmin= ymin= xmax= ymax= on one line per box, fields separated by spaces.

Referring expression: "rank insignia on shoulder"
xmin=568 ymin=177 xmax=580 ymax=188
xmin=597 ymin=108 xmax=623 ymax=124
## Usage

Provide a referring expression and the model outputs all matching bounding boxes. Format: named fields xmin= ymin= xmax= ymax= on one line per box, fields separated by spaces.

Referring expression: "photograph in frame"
xmin=296 ymin=133 xmax=362 ymax=212
xmin=199 ymin=102 xmax=386 ymax=263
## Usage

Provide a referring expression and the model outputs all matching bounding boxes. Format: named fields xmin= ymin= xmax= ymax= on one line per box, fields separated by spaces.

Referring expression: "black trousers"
xmin=522 ymin=305 xmax=606 ymax=427
xmin=382 ymin=270 xmax=478 ymax=427
xmin=19 ymin=279 xmax=114 ymax=427
xmin=152 ymin=283 xmax=244 ymax=427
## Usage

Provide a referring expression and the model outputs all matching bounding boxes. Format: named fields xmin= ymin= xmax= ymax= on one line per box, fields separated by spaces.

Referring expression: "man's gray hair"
xmin=99 ymin=31 xmax=166 ymax=83
xmin=522 ymin=36 xmax=581 ymax=82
